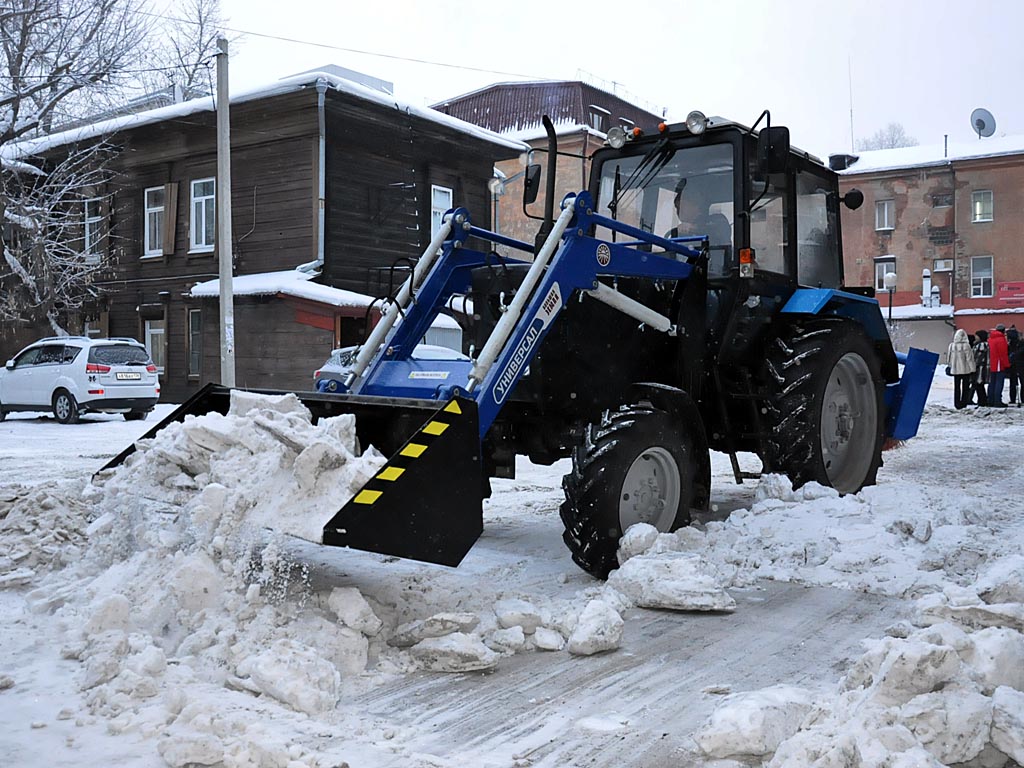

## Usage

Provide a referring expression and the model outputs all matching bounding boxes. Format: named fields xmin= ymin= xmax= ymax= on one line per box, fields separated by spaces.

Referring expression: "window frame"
xmin=970 ymin=255 xmax=994 ymax=298
xmin=932 ymin=258 xmax=953 ymax=273
xmin=874 ymin=199 xmax=895 ymax=231
xmin=971 ymin=190 xmax=993 ymax=223
xmin=189 ymin=177 xmax=216 ymax=253
xmin=144 ymin=318 xmax=166 ymax=374
xmin=874 ymin=256 xmax=896 ymax=292
xmin=143 ymin=186 xmax=165 ymax=258
xmin=187 ymin=308 xmax=202 ymax=378
xmin=84 ymin=197 xmax=103 ymax=263
xmin=430 ymin=184 xmax=453 ymax=241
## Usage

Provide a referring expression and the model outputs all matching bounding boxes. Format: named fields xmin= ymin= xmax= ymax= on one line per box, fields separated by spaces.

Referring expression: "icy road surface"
xmin=1 ymin=372 xmax=1023 ymax=767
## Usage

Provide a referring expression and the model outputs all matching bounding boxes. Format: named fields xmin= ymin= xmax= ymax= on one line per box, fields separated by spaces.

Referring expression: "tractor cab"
xmin=586 ymin=111 xmax=863 ymax=365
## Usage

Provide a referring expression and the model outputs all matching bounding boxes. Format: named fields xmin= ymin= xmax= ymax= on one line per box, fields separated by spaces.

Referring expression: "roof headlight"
xmin=607 ymin=125 xmax=628 ymax=149
xmin=685 ymin=110 xmax=708 ymax=135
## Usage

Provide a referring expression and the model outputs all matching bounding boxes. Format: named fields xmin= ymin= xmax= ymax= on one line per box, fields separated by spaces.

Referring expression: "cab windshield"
xmin=595 ymin=142 xmax=735 ymax=277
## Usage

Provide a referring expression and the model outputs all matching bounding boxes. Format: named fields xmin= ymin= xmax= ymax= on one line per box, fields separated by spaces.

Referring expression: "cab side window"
xmin=796 ymin=171 xmax=840 ymax=288
xmin=748 ymin=173 xmax=788 ymax=275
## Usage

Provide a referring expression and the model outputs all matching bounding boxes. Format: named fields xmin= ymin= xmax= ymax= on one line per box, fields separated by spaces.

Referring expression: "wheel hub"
xmin=619 ymin=447 xmax=681 ymax=532
xmin=821 ymin=353 xmax=877 ymax=493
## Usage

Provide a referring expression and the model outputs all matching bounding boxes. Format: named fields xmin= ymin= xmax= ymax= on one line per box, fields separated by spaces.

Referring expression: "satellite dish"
xmin=971 ymin=108 xmax=996 ymax=138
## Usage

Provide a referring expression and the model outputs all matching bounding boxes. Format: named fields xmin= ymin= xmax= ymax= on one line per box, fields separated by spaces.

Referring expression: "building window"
xmin=145 ymin=318 xmax=166 ymax=373
xmin=933 ymin=258 xmax=953 ymax=272
xmin=874 ymin=199 xmax=895 ymax=231
xmin=931 ymin=192 xmax=953 ymax=208
xmin=971 ymin=190 xmax=993 ymax=222
xmin=84 ymin=198 xmax=103 ymax=263
xmin=587 ymin=104 xmax=610 ymax=133
xmin=971 ymin=255 xmax=993 ymax=298
xmin=144 ymin=186 xmax=165 ymax=257
xmin=188 ymin=309 xmax=202 ymax=377
xmin=430 ymin=184 xmax=453 ymax=239
xmin=874 ymin=257 xmax=896 ymax=292
xmin=190 ymin=178 xmax=215 ymax=251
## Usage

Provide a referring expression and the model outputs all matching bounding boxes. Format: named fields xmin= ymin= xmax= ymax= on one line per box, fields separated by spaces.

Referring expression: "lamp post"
xmin=884 ymin=271 xmax=897 ymax=329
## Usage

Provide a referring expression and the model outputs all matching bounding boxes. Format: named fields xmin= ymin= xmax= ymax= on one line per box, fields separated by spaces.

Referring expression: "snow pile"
xmin=617 ymin=476 xmax=1002 ymax=599
xmin=693 ymin=575 xmax=1024 ymax=766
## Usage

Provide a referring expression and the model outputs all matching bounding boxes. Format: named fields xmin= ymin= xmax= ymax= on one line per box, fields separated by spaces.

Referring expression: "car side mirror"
xmin=5 ymin=360 xmax=13 ymax=370
xmin=522 ymin=163 xmax=542 ymax=206
xmin=757 ymin=126 xmax=790 ymax=174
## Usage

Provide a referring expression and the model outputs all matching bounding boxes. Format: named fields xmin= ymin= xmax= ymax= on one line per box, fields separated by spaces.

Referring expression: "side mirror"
xmin=757 ymin=126 xmax=790 ymax=174
xmin=5 ymin=360 xmax=14 ymax=370
xmin=842 ymin=188 xmax=864 ymax=210
xmin=522 ymin=163 xmax=542 ymax=206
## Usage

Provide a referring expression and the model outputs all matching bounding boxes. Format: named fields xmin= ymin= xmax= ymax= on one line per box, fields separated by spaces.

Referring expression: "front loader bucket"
xmin=98 ymin=384 xmax=484 ymax=567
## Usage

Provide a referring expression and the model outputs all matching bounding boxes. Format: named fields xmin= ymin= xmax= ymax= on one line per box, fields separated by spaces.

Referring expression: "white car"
xmin=314 ymin=344 xmax=470 ymax=392
xmin=0 ymin=336 xmax=161 ymax=423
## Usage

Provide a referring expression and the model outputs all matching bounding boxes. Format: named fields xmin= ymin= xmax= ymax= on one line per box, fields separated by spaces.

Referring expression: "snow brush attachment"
xmin=98 ymin=384 xmax=484 ymax=567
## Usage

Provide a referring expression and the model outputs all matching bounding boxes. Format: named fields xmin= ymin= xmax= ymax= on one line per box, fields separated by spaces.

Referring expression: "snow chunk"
xmin=992 ymin=686 xmax=1024 ymax=763
xmin=867 ymin=641 xmax=963 ymax=706
xmin=960 ymin=627 xmax=1024 ymax=693
xmin=327 ymin=587 xmax=383 ymax=636
xmin=83 ymin=594 xmax=131 ymax=636
xmin=976 ymin=555 xmax=1024 ymax=605
xmin=169 ymin=553 xmax=223 ymax=615
xmin=534 ymin=627 xmax=565 ymax=651
xmin=695 ymin=685 xmax=814 ymax=758
xmin=567 ymin=599 xmax=623 ymax=656
xmin=158 ymin=730 xmax=226 ymax=767
xmin=616 ymin=523 xmax=660 ymax=564
xmin=486 ymin=626 xmax=526 ymax=653
xmin=409 ymin=633 xmax=499 ymax=672
xmin=389 ymin=612 xmax=480 ymax=648
xmin=237 ymin=639 xmax=339 ymax=715
xmin=227 ymin=390 xmax=311 ymax=419
xmin=608 ymin=551 xmax=735 ymax=612
xmin=494 ymin=598 xmax=543 ymax=634
xmin=899 ymin=688 xmax=992 ymax=763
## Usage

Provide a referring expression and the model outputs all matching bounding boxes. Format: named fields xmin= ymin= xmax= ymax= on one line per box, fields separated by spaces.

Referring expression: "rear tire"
xmin=123 ymin=411 xmax=148 ymax=421
xmin=560 ymin=403 xmax=698 ymax=579
xmin=53 ymin=390 xmax=80 ymax=424
xmin=763 ymin=319 xmax=884 ymax=494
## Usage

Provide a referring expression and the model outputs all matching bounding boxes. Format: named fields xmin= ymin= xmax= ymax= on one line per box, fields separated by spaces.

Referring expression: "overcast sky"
xmin=216 ymin=0 xmax=1023 ymax=160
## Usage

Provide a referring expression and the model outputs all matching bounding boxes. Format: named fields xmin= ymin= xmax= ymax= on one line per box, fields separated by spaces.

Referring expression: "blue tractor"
xmin=105 ymin=111 xmax=936 ymax=578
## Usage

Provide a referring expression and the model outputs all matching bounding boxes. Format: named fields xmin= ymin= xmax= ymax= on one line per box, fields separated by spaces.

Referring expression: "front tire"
xmin=764 ymin=319 xmax=885 ymax=494
xmin=560 ymin=404 xmax=698 ymax=579
xmin=53 ymin=390 xmax=80 ymax=424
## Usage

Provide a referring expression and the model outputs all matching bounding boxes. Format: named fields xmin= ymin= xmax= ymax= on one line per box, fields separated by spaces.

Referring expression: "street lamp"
xmin=883 ymin=271 xmax=897 ymax=327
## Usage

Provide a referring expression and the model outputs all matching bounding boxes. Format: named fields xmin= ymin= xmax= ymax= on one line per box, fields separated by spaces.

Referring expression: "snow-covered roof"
xmin=189 ymin=269 xmax=460 ymax=329
xmin=501 ymin=120 xmax=607 ymax=143
xmin=885 ymin=302 xmax=954 ymax=320
xmin=837 ymin=135 xmax=1024 ymax=176
xmin=2 ymin=70 xmax=527 ymax=161
xmin=954 ymin=306 xmax=1024 ymax=316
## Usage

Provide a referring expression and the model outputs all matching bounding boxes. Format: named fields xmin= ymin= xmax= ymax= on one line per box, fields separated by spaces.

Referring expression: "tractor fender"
xmin=781 ymin=288 xmax=899 ymax=383
xmin=626 ymin=382 xmax=711 ymax=512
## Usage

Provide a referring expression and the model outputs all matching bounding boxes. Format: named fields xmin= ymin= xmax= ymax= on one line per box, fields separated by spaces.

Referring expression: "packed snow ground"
xmin=1 ymin=372 xmax=1023 ymax=767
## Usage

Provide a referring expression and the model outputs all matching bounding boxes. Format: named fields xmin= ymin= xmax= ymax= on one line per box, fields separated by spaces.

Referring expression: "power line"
xmin=138 ymin=9 xmax=548 ymax=82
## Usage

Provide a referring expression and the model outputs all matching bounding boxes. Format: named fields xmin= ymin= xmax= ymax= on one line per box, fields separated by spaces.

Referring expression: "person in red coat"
xmin=989 ymin=324 xmax=1011 ymax=407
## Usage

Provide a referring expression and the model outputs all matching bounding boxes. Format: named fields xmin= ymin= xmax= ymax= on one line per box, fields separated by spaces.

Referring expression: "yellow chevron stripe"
xmin=444 ymin=400 xmax=462 ymax=415
xmin=400 ymin=442 xmax=427 ymax=458
xmin=353 ymin=489 xmax=382 ymax=505
xmin=422 ymin=420 xmax=449 ymax=436
xmin=377 ymin=466 xmax=405 ymax=482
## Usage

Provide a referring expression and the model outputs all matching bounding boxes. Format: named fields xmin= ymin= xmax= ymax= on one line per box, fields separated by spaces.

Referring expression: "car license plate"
xmin=116 ymin=372 xmax=142 ymax=380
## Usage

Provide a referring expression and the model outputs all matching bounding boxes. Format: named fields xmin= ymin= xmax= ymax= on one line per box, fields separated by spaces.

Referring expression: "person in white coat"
xmin=947 ymin=328 xmax=977 ymax=409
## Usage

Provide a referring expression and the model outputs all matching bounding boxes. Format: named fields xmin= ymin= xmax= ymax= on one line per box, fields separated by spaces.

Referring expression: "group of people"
xmin=947 ymin=323 xmax=1023 ymax=409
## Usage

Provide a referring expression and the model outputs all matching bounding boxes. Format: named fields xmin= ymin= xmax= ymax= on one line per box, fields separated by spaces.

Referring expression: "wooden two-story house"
xmin=9 ymin=68 xmax=524 ymax=401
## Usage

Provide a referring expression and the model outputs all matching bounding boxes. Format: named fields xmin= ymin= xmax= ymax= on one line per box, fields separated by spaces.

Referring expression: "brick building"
xmin=431 ymin=81 xmax=664 ymax=245
xmin=833 ymin=137 xmax=1024 ymax=352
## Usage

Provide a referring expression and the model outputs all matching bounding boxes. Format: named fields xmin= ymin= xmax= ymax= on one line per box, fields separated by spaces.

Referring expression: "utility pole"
xmin=216 ymin=36 xmax=235 ymax=386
